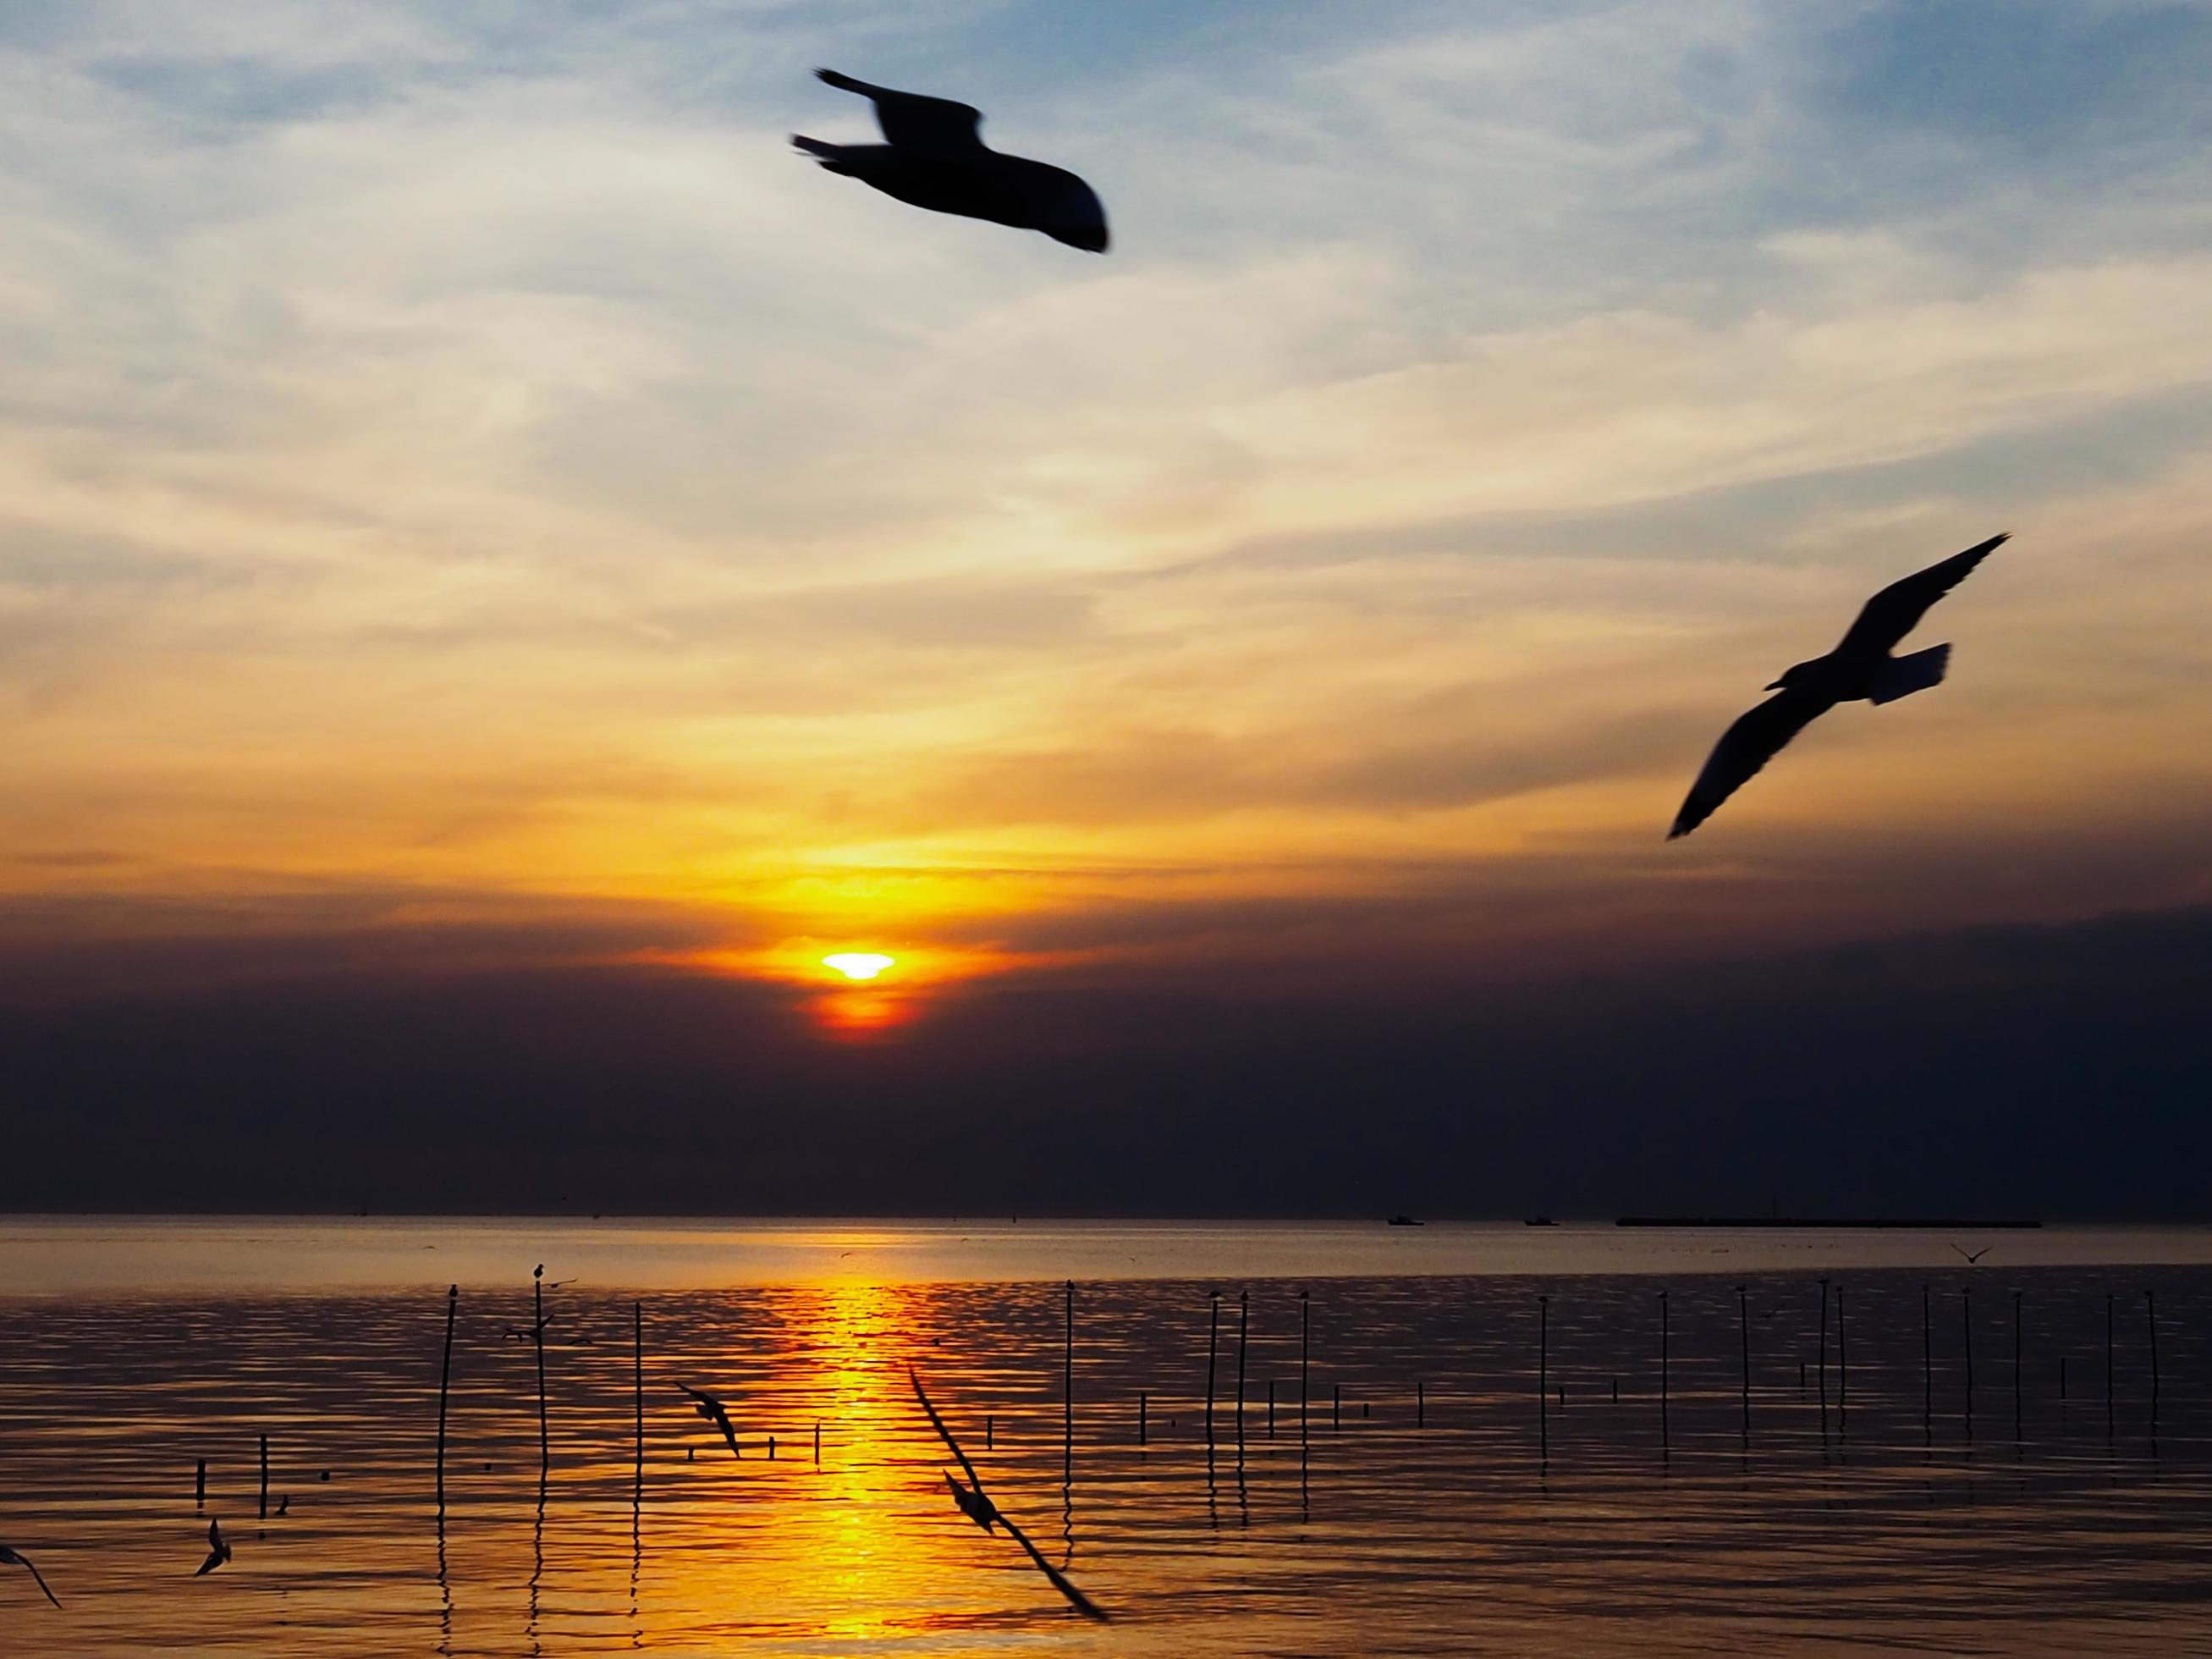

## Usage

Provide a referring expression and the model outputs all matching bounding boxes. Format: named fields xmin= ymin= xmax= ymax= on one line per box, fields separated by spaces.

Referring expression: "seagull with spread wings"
xmin=195 ymin=1518 xmax=231 ymax=1576
xmin=795 ymin=69 xmax=1109 ymax=251
xmin=1670 ymin=533 xmax=2007 ymax=839
xmin=2 ymin=1544 xmax=62 ymax=1609
xmin=677 ymin=1382 xmax=745 ymax=1460
xmin=907 ymin=1366 xmax=1106 ymax=1622
xmin=1951 ymin=1243 xmax=1992 ymax=1265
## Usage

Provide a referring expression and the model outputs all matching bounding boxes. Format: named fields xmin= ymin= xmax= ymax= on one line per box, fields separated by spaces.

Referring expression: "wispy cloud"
xmin=2 ymin=0 xmax=2209 ymax=1018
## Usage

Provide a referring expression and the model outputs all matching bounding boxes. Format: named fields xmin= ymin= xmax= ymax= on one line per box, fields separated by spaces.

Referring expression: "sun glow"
xmin=823 ymin=952 xmax=896 ymax=981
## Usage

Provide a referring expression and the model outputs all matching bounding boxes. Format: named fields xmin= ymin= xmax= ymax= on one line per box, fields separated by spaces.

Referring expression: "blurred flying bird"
xmin=1669 ymin=533 xmax=2007 ymax=839
xmin=795 ymin=69 xmax=1109 ymax=251
xmin=678 ymin=1382 xmax=744 ymax=1460
xmin=908 ymin=1366 xmax=1106 ymax=1621
xmin=1951 ymin=1244 xmax=1993 ymax=1265
xmin=1 ymin=1545 xmax=61 ymax=1609
xmin=195 ymin=1518 xmax=230 ymax=1576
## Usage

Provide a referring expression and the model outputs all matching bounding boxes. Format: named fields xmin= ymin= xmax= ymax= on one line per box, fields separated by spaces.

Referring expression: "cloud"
xmin=1 ymin=0 xmax=2211 ymax=1186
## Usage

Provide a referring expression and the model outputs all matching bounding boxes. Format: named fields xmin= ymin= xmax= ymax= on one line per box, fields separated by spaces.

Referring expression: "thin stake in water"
xmin=437 ymin=1285 xmax=458 ymax=1507
xmin=1538 ymin=1294 xmax=1549 ymax=1463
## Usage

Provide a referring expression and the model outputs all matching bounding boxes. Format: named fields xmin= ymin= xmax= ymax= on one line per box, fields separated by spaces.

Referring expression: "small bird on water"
xmin=195 ymin=1518 xmax=231 ymax=1576
xmin=795 ymin=69 xmax=1109 ymax=251
xmin=1669 ymin=533 xmax=2007 ymax=839
xmin=2 ymin=1544 xmax=62 ymax=1608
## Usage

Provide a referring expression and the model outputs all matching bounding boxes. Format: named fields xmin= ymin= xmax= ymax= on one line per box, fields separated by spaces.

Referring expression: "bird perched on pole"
xmin=1670 ymin=533 xmax=2006 ymax=839
xmin=795 ymin=69 xmax=1109 ymax=251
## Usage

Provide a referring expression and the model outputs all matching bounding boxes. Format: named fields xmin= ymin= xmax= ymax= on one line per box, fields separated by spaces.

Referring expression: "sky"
xmin=3 ymin=1 xmax=2210 ymax=1215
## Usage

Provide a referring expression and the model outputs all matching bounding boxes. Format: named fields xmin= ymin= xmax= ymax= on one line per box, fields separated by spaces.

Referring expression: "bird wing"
xmin=1835 ymin=532 xmax=2006 ymax=657
xmin=679 ymin=1383 xmax=742 ymax=1456
xmin=5 ymin=1549 xmax=62 ymax=1609
xmin=907 ymin=1366 xmax=987 ymax=1493
xmin=1669 ymin=687 xmax=1835 ymax=839
xmin=817 ymin=69 xmax=985 ymax=153
xmin=994 ymin=1509 xmax=1109 ymax=1622
xmin=196 ymin=1520 xmax=225 ymax=1574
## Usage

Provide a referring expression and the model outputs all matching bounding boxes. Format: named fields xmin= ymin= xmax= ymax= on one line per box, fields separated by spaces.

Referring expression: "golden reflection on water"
xmin=3 ymin=1257 xmax=2212 ymax=1656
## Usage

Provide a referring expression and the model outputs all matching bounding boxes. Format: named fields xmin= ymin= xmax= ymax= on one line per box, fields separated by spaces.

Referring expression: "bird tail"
xmin=791 ymin=135 xmax=856 ymax=174
xmin=1870 ymin=642 xmax=1949 ymax=704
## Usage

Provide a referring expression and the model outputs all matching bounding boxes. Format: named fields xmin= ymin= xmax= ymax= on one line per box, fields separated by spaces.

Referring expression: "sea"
xmin=2 ymin=1216 xmax=2209 ymax=1656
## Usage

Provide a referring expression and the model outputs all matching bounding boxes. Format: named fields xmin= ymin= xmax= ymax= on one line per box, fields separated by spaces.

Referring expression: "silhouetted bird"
xmin=195 ymin=1518 xmax=230 ymax=1576
xmin=795 ymin=69 xmax=1109 ymax=251
xmin=945 ymin=1471 xmax=999 ymax=1531
xmin=908 ymin=1365 xmax=1105 ymax=1621
xmin=1670 ymin=533 xmax=2007 ymax=839
xmin=2 ymin=1545 xmax=61 ymax=1608
xmin=678 ymin=1382 xmax=744 ymax=1460
xmin=1951 ymin=1244 xmax=1993 ymax=1265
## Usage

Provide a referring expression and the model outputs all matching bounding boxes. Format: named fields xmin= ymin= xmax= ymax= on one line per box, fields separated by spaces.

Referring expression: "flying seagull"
xmin=907 ymin=1365 xmax=1106 ymax=1621
xmin=1669 ymin=533 xmax=2007 ymax=839
xmin=678 ymin=1382 xmax=744 ymax=1460
xmin=1951 ymin=1243 xmax=1992 ymax=1265
xmin=795 ymin=69 xmax=1109 ymax=252
xmin=195 ymin=1518 xmax=231 ymax=1576
xmin=1 ymin=1545 xmax=61 ymax=1609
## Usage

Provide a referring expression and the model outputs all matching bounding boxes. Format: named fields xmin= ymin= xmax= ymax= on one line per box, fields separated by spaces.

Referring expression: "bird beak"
xmin=1764 ymin=679 xmax=1786 ymax=691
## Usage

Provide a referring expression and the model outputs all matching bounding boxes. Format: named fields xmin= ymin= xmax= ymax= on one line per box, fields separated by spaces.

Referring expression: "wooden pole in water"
xmin=2105 ymin=1293 xmax=2115 ymax=1441
xmin=1921 ymin=1284 xmax=1932 ymax=1444
xmin=1205 ymin=1292 xmax=1219 ymax=1452
xmin=2146 ymin=1288 xmax=2160 ymax=1431
xmin=437 ymin=1284 xmax=458 ymax=1507
xmin=259 ymin=1433 xmax=269 ymax=1520
xmin=1538 ymin=1294 xmax=1549 ymax=1462
xmin=1736 ymin=1285 xmax=1750 ymax=1438
xmin=1418 ymin=1380 xmax=1425 ymax=1428
xmin=1817 ymin=1278 xmax=1829 ymax=1424
xmin=1333 ymin=1383 xmax=1341 ymax=1433
xmin=1837 ymin=1286 xmax=1848 ymax=1435
xmin=196 ymin=1458 xmax=206 ymax=1510
xmin=813 ymin=1421 xmax=821 ymax=1463
xmin=1235 ymin=1291 xmax=1248 ymax=1459
xmin=1300 ymin=1292 xmax=1310 ymax=1451
xmin=534 ymin=1265 xmax=549 ymax=1476
xmin=1137 ymin=1393 xmax=1146 ymax=1447
xmin=1063 ymin=1280 xmax=1074 ymax=1481
xmin=1659 ymin=1290 xmax=1669 ymax=1452
xmin=632 ymin=1301 xmax=643 ymax=1491
xmin=2011 ymin=1290 xmax=2022 ymax=1443
xmin=1962 ymin=1286 xmax=1973 ymax=1441
xmin=1267 ymin=1378 xmax=1275 ymax=1439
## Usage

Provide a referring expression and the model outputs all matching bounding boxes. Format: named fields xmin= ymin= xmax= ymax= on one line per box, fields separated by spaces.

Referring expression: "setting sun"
xmin=823 ymin=952 xmax=896 ymax=982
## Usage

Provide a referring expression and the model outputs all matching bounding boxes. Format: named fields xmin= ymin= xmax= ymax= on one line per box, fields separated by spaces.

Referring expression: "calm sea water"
xmin=2 ymin=1219 xmax=2209 ymax=1656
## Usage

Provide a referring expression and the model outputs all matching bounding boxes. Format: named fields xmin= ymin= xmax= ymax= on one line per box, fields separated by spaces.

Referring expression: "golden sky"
xmin=5 ymin=2 xmax=2212 ymax=1033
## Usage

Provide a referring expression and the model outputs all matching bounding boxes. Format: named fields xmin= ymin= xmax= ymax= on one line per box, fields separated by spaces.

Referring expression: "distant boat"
xmin=1524 ymin=1216 xmax=1558 ymax=1227
xmin=1386 ymin=1215 xmax=1423 ymax=1227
